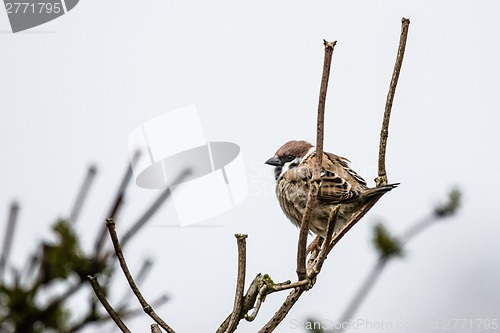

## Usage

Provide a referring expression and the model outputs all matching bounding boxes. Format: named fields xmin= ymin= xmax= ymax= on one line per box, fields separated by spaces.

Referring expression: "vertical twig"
xmin=0 ymin=201 xmax=19 ymax=282
xmin=260 ymin=18 xmax=409 ymax=332
xmin=376 ymin=18 xmax=410 ymax=186
xmin=69 ymin=165 xmax=97 ymax=224
xmin=296 ymin=39 xmax=337 ymax=280
xmin=88 ymin=275 xmax=131 ymax=333
xmin=105 ymin=218 xmax=176 ymax=333
xmin=225 ymin=234 xmax=248 ymax=333
xmin=327 ymin=17 xmax=411 ymax=255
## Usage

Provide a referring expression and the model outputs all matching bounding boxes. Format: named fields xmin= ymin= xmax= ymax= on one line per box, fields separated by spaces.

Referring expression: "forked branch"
xmin=105 ymin=218 xmax=176 ymax=333
xmin=96 ymin=18 xmax=409 ymax=333
xmin=260 ymin=18 xmax=409 ymax=332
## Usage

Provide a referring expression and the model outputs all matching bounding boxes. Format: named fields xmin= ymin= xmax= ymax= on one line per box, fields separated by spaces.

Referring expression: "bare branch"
xmin=116 ymin=259 xmax=154 ymax=310
xmin=0 ymin=201 xmax=19 ymax=282
xmin=244 ymin=284 xmax=267 ymax=322
xmin=151 ymin=324 xmax=163 ymax=333
xmin=310 ymin=204 xmax=340 ymax=275
xmin=297 ymin=39 xmax=337 ymax=280
xmin=69 ymin=165 xmax=97 ymax=224
xmin=105 ymin=218 xmax=176 ymax=333
xmin=259 ymin=21 xmax=410 ymax=329
xmin=217 ymin=274 xmax=264 ymax=333
xmin=323 ymin=18 xmax=411 ymax=253
xmin=87 ymin=275 xmax=131 ymax=333
xmin=225 ymin=234 xmax=248 ymax=333
xmin=376 ymin=18 xmax=410 ymax=186
xmin=327 ymin=194 xmax=384 ymax=254
xmin=258 ymin=288 xmax=305 ymax=333
xmin=117 ymin=294 xmax=170 ymax=319
xmin=270 ymin=279 xmax=310 ymax=293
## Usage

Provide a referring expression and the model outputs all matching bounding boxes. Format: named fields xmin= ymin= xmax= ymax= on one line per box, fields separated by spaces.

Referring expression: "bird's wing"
xmin=317 ymin=169 xmax=360 ymax=202
xmin=316 ymin=152 xmax=368 ymax=203
xmin=325 ymin=152 xmax=368 ymax=187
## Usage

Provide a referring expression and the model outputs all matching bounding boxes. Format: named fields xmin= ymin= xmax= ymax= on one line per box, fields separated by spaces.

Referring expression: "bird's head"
xmin=265 ymin=140 xmax=314 ymax=180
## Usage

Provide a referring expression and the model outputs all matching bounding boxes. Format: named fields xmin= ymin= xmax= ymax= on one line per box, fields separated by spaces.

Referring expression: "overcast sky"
xmin=1 ymin=1 xmax=500 ymax=332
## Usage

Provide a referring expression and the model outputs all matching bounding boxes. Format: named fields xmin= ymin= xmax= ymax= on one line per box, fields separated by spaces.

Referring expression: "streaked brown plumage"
xmin=266 ymin=140 xmax=397 ymax=238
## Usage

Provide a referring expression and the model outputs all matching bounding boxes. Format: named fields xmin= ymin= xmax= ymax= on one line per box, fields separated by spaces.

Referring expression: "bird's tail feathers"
xmin=363 ymin=183 xmax=399 ymax=198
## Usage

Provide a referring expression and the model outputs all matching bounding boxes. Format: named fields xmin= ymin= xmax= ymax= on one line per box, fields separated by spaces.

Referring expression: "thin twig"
xmin=244 ymin=285 xmax=267 ymax=322
xmin=0 ymin=201 xmax=19 ymax=282
xmin=93 ymin=293 xmax=170 ymax=333
xmin=306 ymin=236 xmax=323 ymax=272
xmin=105 ymin=218 xmax=176 ymax=333
xmin=327 ymin=194 xmax=384 ymax=254
xmin=296 ymin=39 xmax=337 ymax=280
xmin=88 ymin=275 xmax=131 ymax=333
xmin=116 ymin=259 xmax=154 ymax=310
xmin=118 ymin=294 xmax=170 ymax=318
xmin=217 ymin=274 xmax=263 ymax=333
xmin=151 ymin=324 xmax=163 ymax=333
xmin=69 ymin=165 xmax=97 ymax=224
xmin=257 ymin=287 xmax=305 ymax=333
xmin=69 ymin=293 xmax=167 ymax=333
xmin=238 ymin=278 xmax=311 ymax=323
xmin=311 ymin=205 xmax=340 ymax=275
xmin=225 ymin=234 xmax=248 ymax=333
xmin=325 ymin=18 xmax=411 ymax=252
xmin=270 ymin=279 xmax=310 ymax=293
xmin=376 ymin=18 xmax=410 ymax=186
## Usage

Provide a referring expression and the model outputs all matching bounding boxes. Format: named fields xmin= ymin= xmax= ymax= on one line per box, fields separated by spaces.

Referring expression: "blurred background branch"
xmin=0 ymin=156 xmax=175 ymax=333
xmin=306 ymin=187 xmax=462 ymax=333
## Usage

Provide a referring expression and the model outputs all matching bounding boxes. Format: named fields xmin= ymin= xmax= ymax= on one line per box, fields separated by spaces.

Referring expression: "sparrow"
xmin=265 ymin=140 xmax=397 ymax=238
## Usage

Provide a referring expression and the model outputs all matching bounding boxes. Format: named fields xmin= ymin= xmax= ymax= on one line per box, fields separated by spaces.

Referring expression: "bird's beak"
xmin=265 ymin=156 xmax=282 ymax=166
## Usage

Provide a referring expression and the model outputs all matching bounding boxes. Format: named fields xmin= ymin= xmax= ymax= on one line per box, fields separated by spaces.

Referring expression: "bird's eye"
xmin=284 ymin=155 xmax=295 ymax=162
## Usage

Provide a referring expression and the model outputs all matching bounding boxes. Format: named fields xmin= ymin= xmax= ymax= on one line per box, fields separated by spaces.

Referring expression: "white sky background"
xmin=1 ymin=1 xmax=500 ymax=332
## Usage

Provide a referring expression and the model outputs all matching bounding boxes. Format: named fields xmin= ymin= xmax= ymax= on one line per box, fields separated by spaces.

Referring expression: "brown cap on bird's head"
xmin=275 ymin=141 xmax=313 ymax=159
